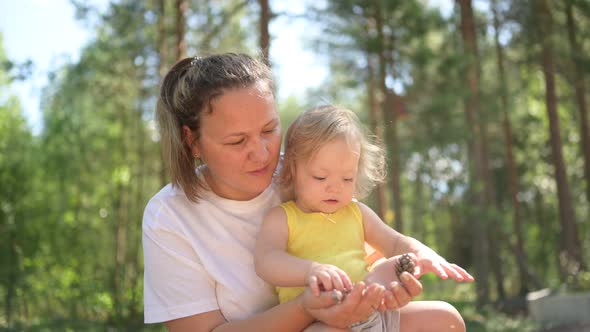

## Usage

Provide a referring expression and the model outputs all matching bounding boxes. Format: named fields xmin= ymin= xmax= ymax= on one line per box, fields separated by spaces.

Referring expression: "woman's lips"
xmin=248 ymin=165 xmax=269 ymax=176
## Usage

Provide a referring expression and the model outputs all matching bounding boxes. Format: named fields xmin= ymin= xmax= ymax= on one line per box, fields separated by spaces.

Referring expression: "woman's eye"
xmin=227 ymin=139 xmax=244 ymax=146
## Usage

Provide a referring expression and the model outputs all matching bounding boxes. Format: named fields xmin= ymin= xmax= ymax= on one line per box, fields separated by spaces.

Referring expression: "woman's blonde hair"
xmin=278 ymin=105 xmax=386 ymax=200
xmin=157 ymin=53 xmax=274 ymax=202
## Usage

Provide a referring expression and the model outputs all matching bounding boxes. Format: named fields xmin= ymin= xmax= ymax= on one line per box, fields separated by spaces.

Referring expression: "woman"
xmin=143 ymin=53 xmax=455 ymax=331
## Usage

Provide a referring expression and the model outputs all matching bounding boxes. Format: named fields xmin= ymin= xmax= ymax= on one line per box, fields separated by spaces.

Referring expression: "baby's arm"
xmin=358 ymin=202 xmax=474 ymax=282
xmin=254 ymin=206 xmax=352 ymax=294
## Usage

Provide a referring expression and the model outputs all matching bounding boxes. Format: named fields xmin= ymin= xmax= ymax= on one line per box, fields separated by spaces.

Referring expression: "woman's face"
xmin=192 ymin=86 xmax=281 ymax=201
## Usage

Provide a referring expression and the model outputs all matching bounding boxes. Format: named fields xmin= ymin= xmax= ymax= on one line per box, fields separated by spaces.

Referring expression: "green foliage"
xmin=2 ymin=0 xmax=590 ymax=329
xmin=462 ymin=306 xmax=539 ymax=332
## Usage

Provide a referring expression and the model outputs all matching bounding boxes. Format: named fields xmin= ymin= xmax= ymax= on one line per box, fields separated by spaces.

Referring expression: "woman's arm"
xmin=165 ymin=297 xmax=313 ymax=332
xmin=166 ymin=283 xmax=388 ymax=331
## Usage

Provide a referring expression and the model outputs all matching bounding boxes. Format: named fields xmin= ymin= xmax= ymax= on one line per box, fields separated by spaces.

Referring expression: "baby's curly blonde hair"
xmin=278 ymin=105 xmax=386 ymax=200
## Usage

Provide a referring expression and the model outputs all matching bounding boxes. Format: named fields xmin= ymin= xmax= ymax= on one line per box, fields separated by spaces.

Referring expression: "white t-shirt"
xmin=142 ymin=180 xmax=281 ymax=323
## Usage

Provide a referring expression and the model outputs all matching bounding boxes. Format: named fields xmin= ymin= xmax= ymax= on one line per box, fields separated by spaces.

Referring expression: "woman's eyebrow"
xmin=223 ymin=118 xmax=279 ymax=138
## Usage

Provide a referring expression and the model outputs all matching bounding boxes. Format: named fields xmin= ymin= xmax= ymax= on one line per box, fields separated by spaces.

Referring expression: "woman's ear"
xmin=182 ymin=125 xmax=200 ymax=158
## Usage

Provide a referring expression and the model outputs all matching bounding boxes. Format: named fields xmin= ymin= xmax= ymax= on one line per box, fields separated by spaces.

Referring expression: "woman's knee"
xmin=303 ymin=322 xmax=350 ymax=332
xmin=436 ymin=301 xmax=465 ymax=332
xmin=400 ymin=300 xmax=465 ymax=332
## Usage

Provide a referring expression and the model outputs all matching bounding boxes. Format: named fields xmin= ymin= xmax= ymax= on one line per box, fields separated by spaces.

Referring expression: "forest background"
xmin=1 ymin=0 xmax=589 ymax=331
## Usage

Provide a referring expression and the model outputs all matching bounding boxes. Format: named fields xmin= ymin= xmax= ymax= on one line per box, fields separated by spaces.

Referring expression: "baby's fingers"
xmin=336 ymin=269 xmax=353 ymax=291
xmin=308 ymin=275 xmax=321 ymax=296
xmin=447 ymin=263 xmax=475 ymax=282
xmin=317 ymin=272 xmax=335 ymax=292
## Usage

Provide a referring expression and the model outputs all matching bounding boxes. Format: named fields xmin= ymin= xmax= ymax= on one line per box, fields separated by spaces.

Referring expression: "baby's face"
xmin=293 ymin=137 xmax=359 ymax=214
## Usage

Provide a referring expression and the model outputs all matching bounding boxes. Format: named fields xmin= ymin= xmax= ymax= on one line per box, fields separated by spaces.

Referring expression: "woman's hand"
xmin=363 ymin=259 xmax=423 ymax=311
xmin=307 ymin=262 xmax=353 ymax=296
xmin=301 ymin=281 xmax=385 ymax=329
xmin=413 ymin=249 xmax=474 ymax=282
xmin=379 ymin=272 xmax=423 ymax=311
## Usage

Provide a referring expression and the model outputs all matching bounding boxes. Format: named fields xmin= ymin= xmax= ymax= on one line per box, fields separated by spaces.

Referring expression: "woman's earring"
xmin=194 ymin=154 xmax=202 ymax=164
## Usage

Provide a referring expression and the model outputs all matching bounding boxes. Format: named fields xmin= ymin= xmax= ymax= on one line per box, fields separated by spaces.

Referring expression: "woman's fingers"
xmin=390 ymin=281 xmax=412 ymax=306
xmin=382 ymin=283 xmax=400 ymax=310
xmin=358 ymin=283 xmax=385 ymax=315
xmin=382 ymin=272 xmax=423 ymax=310
xmin=399 ymin=272 xmax=423 ymax=297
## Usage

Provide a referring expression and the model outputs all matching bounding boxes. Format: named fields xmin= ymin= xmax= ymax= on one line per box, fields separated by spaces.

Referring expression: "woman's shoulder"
xmin=143 ymin=184 xmax=195 ymax=230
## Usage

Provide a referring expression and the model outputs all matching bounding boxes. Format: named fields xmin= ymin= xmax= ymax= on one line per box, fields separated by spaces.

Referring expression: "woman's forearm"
xmin=213 ymin=297 xmax=314 ymax=332
xmin=166 ymin=296 xmax=315 ymax=332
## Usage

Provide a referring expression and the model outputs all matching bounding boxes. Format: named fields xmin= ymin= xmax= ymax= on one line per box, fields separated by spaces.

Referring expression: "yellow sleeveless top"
xmin=277 ymin=201 xmax=368 ymax=303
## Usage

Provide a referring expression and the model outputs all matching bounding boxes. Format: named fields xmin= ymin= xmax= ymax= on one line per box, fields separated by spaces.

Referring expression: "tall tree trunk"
xmin=533 ymin=190 xmax=552 ymax=277
xmin=537 ymin=0 xmax=583 ymax=278
xmin=158 ymin=0 xmax=168 ymax=77
xmin=566 ymin=0 xmax=590 ymax=204
xmin=492 ymin=0 xmax=535 ymax=295
xmin=458 ymin=0 xmax=490 ymax=306
xmin=176 ymin=0 xmax=188 ymax=60
xmin=374 ymin=2 xmax=404 ymax=232
xmin=259 ymin=0 xmax=271 ymax=66
xmin=366 ymin=55 xmax=387 ymax=219
xmin=157 ymin=0 xmax=168 ymax=187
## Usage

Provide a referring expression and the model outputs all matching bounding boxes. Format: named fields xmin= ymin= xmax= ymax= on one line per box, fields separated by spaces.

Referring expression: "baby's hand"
xmin=414 ymin=249 xmax=474 ymax=282
xmin=307 ymin=262 xmax=353 ymax=296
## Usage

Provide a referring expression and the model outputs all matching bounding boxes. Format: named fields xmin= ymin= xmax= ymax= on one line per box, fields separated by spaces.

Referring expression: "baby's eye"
xmin=313 ymin=176 xmax=326 ymax=181
xmin=344 ymin=178 xmax=354 ymax=182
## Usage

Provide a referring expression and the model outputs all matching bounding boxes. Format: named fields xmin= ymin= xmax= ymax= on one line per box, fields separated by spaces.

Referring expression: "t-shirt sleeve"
xmin=142 ymin=199 xmax=219 ymax=323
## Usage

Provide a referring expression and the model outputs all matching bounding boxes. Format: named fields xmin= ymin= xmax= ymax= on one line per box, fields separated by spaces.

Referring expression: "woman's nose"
xmin=248 ymin=137 xmax=269 ymax=162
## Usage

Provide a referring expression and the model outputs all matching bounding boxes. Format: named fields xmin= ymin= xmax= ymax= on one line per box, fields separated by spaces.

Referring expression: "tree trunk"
xmin=366 ymin=55 xmax=387 ymax=219
xmin=158 ymin=0 xmax=168 ymax=77
xmin=176 ymin=0 xmax=188 ymax=60
xmin=259 ymin=0 xmax=271 ymax=66
xmin=537 ymin=0 xmax=583 ymax=278
xmin=458 ymin=0 xmax=489 ymax=306
xmin=157 ymin=0 xmax=168 ymax=187
xmin=492 ymin=0 xmax=532 ymax=295
xmin=374 ymin=2 xmax=404 ymax=232
xmin=566 ymin=0 xmax=590 ymax=204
